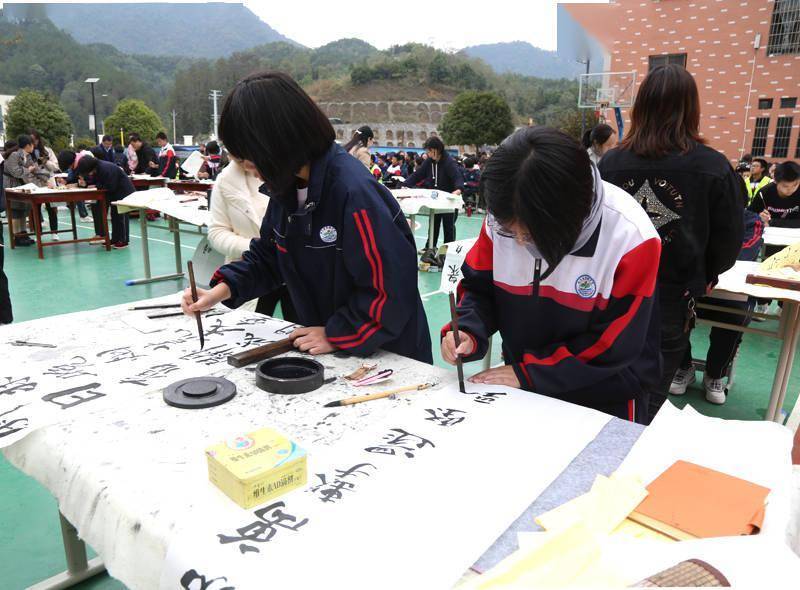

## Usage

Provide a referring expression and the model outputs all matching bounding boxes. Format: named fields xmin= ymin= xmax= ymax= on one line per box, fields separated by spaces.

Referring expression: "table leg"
xmin=765 ymin=302 xmax=800 ymax=422
xmin=171 ymin=217 xmax=183 ymax=274
xmin=765 ymin=301 xmax=800 ymax=423
xmin=125 ymin=209 xmax=184 ymax=285
xmin=101 ymin=200 xmax=111 ymax=251
xmin=427 ymin=211 xmax=436 ymax=251
xmin=8 ymin=203 xmax=15 ymax=250
xmin=28 ymin=511 xmax=106 ymax=590
xmin=69 ymin=203 xmax=77 ymax=240
xmin=31 ymin=201 xmax=44 ymax=259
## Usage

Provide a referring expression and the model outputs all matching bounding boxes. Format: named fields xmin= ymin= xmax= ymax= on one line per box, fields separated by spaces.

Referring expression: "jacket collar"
xmin=261 ymin=142 xmax=338 ymax=218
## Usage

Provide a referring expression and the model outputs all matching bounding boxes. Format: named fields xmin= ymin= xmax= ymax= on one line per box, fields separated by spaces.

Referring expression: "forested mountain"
xmin=462 ymin=41 xmax=584 ymax=79
xmin=5 ymin=2 xmax=296 ymax=58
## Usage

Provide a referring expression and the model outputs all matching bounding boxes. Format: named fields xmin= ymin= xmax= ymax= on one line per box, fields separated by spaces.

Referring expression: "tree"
xmin=104 ymin=98 xmax=164 ymax=143
xmin=4 ymin=89 xmax=72 ymax=150
xmin=439 ymin=91 xmax=514 ymax=148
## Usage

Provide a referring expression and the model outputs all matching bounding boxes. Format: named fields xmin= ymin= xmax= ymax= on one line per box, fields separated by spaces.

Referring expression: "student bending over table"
xmin=441 ymin=127 xmax=661 ymax=422
xmin=75 ymin=156 xmax=134 ymax=249
xmin=181 ymin=71 xmax=432 ymax=364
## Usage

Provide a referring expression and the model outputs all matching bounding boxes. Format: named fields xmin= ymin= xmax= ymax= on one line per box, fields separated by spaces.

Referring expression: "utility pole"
xmin=172 ymin=109 xmax=177 ymax=143
xmin=85 ymin=77 xmax=100 ymax=142
xmin=209 ymin=90 xmax=222 ymax=140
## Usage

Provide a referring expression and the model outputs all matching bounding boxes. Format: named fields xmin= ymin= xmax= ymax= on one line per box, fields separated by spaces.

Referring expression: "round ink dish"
xmin=164 ymin=376 xmax=237 ymax=409
xmin=255 ymin=357 xmax=325 ymax=395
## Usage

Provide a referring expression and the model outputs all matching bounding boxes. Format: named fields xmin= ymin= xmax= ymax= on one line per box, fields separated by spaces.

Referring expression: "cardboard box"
xmin=206 ymin=428 xmax=307 ymax=509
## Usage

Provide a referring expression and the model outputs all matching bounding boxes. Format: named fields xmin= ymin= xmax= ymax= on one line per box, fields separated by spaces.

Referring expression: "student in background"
xmin=462 ymin=156 xmax=482 ymax=213
xmin=197 ymin=140 xmax=227 ymax=180
xmin=671 ymin=179 xmax=764 ymax=405
xmin=153 ymin=132 xmax=177 ymax=178
xmin=57 ymin=149 xmax=105 ymax=242
xmin=403 ymin=136 xmax=464 ymax=251
xmin=1 ymin=147 xmax=15 ymax=321
xmin=74 ymin=156 xmax=134 ymax=249
xmin=3 ymin=135 xmax=37 ymax=246
xmin=207 ymin=159 xmax=296 ymax=320
xmin=442 ymin=127 xmax=661 ymax=422
xmin=343 ymin=125 xmax=374 ymax=169
xmin=600 ymin=64 xmax=743 ymax=423
xmin=583 ymin=123 xmax=617 ymax=166
xmin=95 ymin=135 xmax=115 ymax=163
xmin=126 ymin=133 xmax=158 ymax=175
xmin=29 ymin=129 xmax=60 ymax=238
xmin=181 ymin=71 xmax=431 ymax=363
xmin=746 ymin=157 xmax=772 ymax=204
xmin=749 ymin=161 xmax=800 ymax=229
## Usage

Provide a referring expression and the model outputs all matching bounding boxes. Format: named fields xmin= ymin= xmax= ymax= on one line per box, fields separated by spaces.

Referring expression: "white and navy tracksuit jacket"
xmin=212 ymin=143 xmax=432 ymax=364
xmin=447 ymin=181 xmax=662 ymax=417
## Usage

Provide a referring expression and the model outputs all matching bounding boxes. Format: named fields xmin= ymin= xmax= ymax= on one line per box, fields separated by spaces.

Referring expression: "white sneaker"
xmin=703 ymin=374 xmax=727 ymax=405
xmin=80 ymin=216 xmax=92 ymax=222
xmin=669 ymin=368 xmax=696 ymax=395
xmin=51 ymin=234 xmax=59 ymax=241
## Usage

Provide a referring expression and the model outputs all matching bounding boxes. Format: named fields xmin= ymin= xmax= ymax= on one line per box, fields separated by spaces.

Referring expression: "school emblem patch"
xmin=319 ymin=226 xmax=338 ymax=243
xmin=575 ymin=274 xmax=597 ymax=299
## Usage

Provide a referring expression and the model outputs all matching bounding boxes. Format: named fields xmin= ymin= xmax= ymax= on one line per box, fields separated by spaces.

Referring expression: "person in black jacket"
xmin=127 ymin=133 xmax=157 ymax=175
xmin=180 ymin=71 xmax=432 ymax=364
xmin=749 ymin=161 xmax=800 ymax=230
xmin=599 ymin=64 xmax=743 ymax=423
xmin=95 ymin=135 xmax=116 ymax=163
xmin=75 ymin=156 xmax=134 ymax=248
xmin=403 ymin=136 xmax=464 ymax=251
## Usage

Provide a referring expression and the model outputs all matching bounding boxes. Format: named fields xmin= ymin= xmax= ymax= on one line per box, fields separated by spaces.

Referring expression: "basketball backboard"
xmin=578 ymin=71 xmax=637 ymax=109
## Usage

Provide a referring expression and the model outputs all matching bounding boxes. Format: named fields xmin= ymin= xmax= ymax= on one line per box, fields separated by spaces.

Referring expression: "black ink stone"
xmin=164 ymin=377 xmax=236 ymax=409
xmin=255 ymin=358 xmax=324 ymax=395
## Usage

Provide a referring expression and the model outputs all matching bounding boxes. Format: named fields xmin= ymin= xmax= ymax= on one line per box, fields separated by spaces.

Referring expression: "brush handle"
xmin=227 ymin=337 xmax=295 ymax=368
xmin=339 ymin=383 xmax=424 ymax=406
xmin=449 ymin=292 xmax=466 ymax=392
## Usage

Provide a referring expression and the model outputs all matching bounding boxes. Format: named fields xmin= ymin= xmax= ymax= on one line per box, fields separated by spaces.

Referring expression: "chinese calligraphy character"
xmin=144 ymin=329 xmax=195 ymax=352
xmin=275 ymin=323 xmax=301 ymax=336
xmin=0 ymin=377 xmax=37 ymax=396
xmin=41 ymin=383 xmax=106 ymax=410
xmin=424 ymin=408 xmax=466 ymax=427
xmin=0 ymin=405 xmax=28 ymax=439
xmin=473 ymin=392 xmax=506 ymax=404
xmin=180 ymin=344 xmax=237 ymax=366
xmin=204 ymin=318 xmax=245 ymax=338
xmin=180 ymin=569 xmax=235 ymax=590
xmin=447 ymin=264 xmax=460 ymax=284
xmin=235 ymin=315 xmax=270 ymax=326
xmin=235 ymin=332 xmax=269 ymax=348
xmin=365 ymin=428 xmax=435 ymax=459
xmin=119 ymin=364 xmax=181 ymax=387
xmin=309 ymin=463 xmax=376 ymax=503
xmin=42 ymin=356 xmax=96 ymax=380
xmin=97 ymin=347 xmax=146 ymax=364
xmin=217 ymin=501 xmax=308 ymax=554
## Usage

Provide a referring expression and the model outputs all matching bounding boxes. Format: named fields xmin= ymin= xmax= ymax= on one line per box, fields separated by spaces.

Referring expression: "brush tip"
xmin=324 ymin=401 xmax=341 ymax=408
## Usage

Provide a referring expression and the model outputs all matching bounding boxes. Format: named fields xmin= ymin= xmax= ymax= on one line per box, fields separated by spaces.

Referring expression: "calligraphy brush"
xmin=128 ymin=303 xmax=181 ymax=311
xmin=187 ymin=260 xmax=205 ymax=350
xmin=449 ymin=291 xmax=466 ymax=393
xmin=324 ymin=383 xmax=432 ymax=408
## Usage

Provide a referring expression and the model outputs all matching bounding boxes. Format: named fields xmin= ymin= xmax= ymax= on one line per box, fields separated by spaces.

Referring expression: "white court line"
xmin=56 ymin=213 xmax=197 ymax=251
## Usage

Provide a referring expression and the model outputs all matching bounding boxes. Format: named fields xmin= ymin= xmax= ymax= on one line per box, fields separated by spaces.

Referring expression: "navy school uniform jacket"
xmin=212 ymin=143 xmax=433 ymax=364
xmin=445 ymin=181 xmax=662 ymax=411
xmin=403 ymin=152 xmax=465 ymax=193
xmin=88 ymin=159 xmax=135 ymax=202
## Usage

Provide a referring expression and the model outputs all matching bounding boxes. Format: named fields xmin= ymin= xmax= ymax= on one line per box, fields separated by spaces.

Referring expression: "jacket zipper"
xmin=532 ymin=258 xmax=541 ymax=302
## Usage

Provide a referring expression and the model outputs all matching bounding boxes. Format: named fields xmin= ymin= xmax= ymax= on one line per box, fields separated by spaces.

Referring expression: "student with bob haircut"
xmin=181 ymin=71 xmax=432 ymax=363
xmin=442 ymin=127 xmax=661 ymax=422
xmin=600 ymin=64 xmax=743 ymax=422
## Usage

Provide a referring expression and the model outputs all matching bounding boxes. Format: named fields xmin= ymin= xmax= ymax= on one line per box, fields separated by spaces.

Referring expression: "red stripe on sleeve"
xmin=611 ymin=238 xmax=660 ymax=298
xmin=576 ymin=296 xmax=643 ymax=362
xmin=359 ymin=210 xmax=387 ymax=322
xmin=464 ymin=223 xmax=493 ymax=272
xmin=523 ymin=346 xmax=572 ymax=366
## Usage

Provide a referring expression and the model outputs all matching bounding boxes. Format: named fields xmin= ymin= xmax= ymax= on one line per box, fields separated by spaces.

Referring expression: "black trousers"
xmin=645 ymin=288 xmax=695 ymax=424
xmin=38 ymin=203 xmax=58 ymax=232
xmin=110 ymin=205 xmax=129 ymax=244
xmin=426 ymin=210 xmax=458 ymax=250
xmin=91 ymin=201 xmax=105 ymax=237
xmin=0 ymin=218 xmax=12 ymax=323
xmin=255 ymin=286 xmax=298 ymax=323
xmin=680 ymin=297 xmax=753 ymax=380
xmin=77 ymin=200 xmax=88 ymax=218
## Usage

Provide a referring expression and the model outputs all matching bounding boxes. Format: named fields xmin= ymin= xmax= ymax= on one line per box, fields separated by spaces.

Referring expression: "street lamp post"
xmin=85 ymin=77 xmax=100 ymax=142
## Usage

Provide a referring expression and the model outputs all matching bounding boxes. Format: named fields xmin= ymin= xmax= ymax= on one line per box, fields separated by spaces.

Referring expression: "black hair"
xmin=464 ymin=156 xmax=477 ymax=168
xmin=423 ymin=136 xmax=445 ymax=154
xmin=2 ymin=141 xmax=18 ymax=159
xmin=102 ymin=134 xmax=113 ymax=142
xmin=206 ymin=140 xmax=221 ymax=155
xmin=128 ymin=133 xmax=142 ymax=144
xmin=17 ymin=134 xmax=33 ymax=149
xmin=156 ymin=131 xmax=168 ymax=141
xmin=75 ymin=156 xmax=99 ymax=177
xmin=775 ymin=161 xmax=800 ymax=184
xmin=219 ymin=71 xmax=336 ymax=197
xmin=752 ymin=158 xmax=769 ymax=172
xmin=741 ymin=153 xmax=753 ymax=163
xmin=343 ymin=125 xmax=374 ymax=153
xmin=582 ymin=123 xmax=615 ymax=149
xmin=480 ymin=127 xmax=593 ymax=269
xmin=57 ymin=150 xmax=76 ymax=171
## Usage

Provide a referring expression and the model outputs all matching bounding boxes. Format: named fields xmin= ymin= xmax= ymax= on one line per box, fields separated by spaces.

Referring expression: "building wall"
xmin=332 ymin=123 xmax=439 ymax=148
xmin=564 ymin=0 xmax=800 ymax=164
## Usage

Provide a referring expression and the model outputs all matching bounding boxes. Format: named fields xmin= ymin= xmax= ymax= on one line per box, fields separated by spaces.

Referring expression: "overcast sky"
xmin=245 ymin=0 xmax=608 ymax=51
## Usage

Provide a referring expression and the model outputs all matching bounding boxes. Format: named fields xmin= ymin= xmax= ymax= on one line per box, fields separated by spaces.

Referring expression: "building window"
xmin=648 ymin=53 xmax=688 ymax=71
xmin=773 ymin=116 xmax=794 ymax=158
xmin=780 ymin=97 xmax=798 ymax=108
xmin=767 ymin=0 xmax=800 ymax=55
xmin=751 ymin=117 xmax=770 ymax=157
xmin=759 ymin=98 xmax=774 ymax=109
xmin=795 ymin=131 xmax=800 ymax=158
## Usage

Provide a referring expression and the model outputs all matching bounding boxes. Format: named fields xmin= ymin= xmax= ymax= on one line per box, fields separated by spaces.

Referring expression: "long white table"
xmin=391 ymin=188 xmax=464 ymax=250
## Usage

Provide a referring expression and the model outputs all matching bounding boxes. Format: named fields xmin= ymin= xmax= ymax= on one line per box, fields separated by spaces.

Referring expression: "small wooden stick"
xmin=129 ymin=303 xmax=181 ymax=311
xmin=324 ymin=383 xmax=432 ymax=408
xmin=449 ymin=292 xmax=466 ymax=393
xmin=187 ymin=261 xmax=204 ymax=350
xmin=226 ymin=337 xmax=295 ymax=368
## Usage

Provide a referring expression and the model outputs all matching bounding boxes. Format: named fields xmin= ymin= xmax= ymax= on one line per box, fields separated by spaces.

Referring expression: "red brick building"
xmin=559 ymin=0 xmax=800 ymax=164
